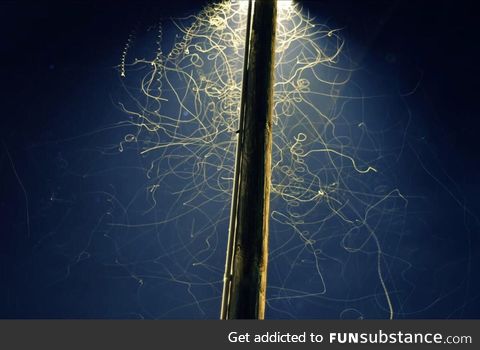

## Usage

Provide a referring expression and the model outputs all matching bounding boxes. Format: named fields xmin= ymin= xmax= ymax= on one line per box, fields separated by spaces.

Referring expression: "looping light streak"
xmin=117 ymin=0 xmax=406 ymax=319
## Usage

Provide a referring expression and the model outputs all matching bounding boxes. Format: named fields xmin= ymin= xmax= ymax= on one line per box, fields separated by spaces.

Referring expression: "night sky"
xmin=1 ymin=0 xmax=480 ymax=319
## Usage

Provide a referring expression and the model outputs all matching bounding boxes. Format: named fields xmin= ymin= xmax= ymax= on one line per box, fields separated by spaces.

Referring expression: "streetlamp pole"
xmin=221 ymin=0 xmax=277 ymax=319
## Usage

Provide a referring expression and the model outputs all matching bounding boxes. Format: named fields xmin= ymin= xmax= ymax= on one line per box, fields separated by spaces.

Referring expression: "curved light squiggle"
xmin=117 ymin=1 xmax=407 ymax=319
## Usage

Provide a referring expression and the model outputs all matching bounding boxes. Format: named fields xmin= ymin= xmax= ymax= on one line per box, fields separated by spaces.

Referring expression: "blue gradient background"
xmin=1 ymin=0 xmax=479 ymax=318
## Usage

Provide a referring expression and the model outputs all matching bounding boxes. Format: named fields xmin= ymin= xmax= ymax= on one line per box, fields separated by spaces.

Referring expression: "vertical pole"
xmin=222 ymin=0 xmax=277 ymax=319
xmin=220 ymin=0 xmax=253 ymax=320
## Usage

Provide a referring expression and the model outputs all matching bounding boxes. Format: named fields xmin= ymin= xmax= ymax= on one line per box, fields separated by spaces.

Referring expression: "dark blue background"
xmin=1 ymin=0 xmax=479 ymax=318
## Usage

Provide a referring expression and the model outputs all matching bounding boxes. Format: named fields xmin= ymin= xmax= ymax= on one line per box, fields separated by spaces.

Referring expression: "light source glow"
xmin=117 ymin=0 xmax=407 ymax=319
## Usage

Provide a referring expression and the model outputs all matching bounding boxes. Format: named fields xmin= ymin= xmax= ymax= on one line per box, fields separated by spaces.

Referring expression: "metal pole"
xmin=221 ymin=0 xmax=277 ymax=319
xmin=220 ymin=0 xmax=253 ymax=320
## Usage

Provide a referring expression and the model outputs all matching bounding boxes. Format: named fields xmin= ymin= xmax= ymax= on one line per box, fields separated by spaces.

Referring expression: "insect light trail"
xmin=117 ymin=0 xmax=407 ymax=319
